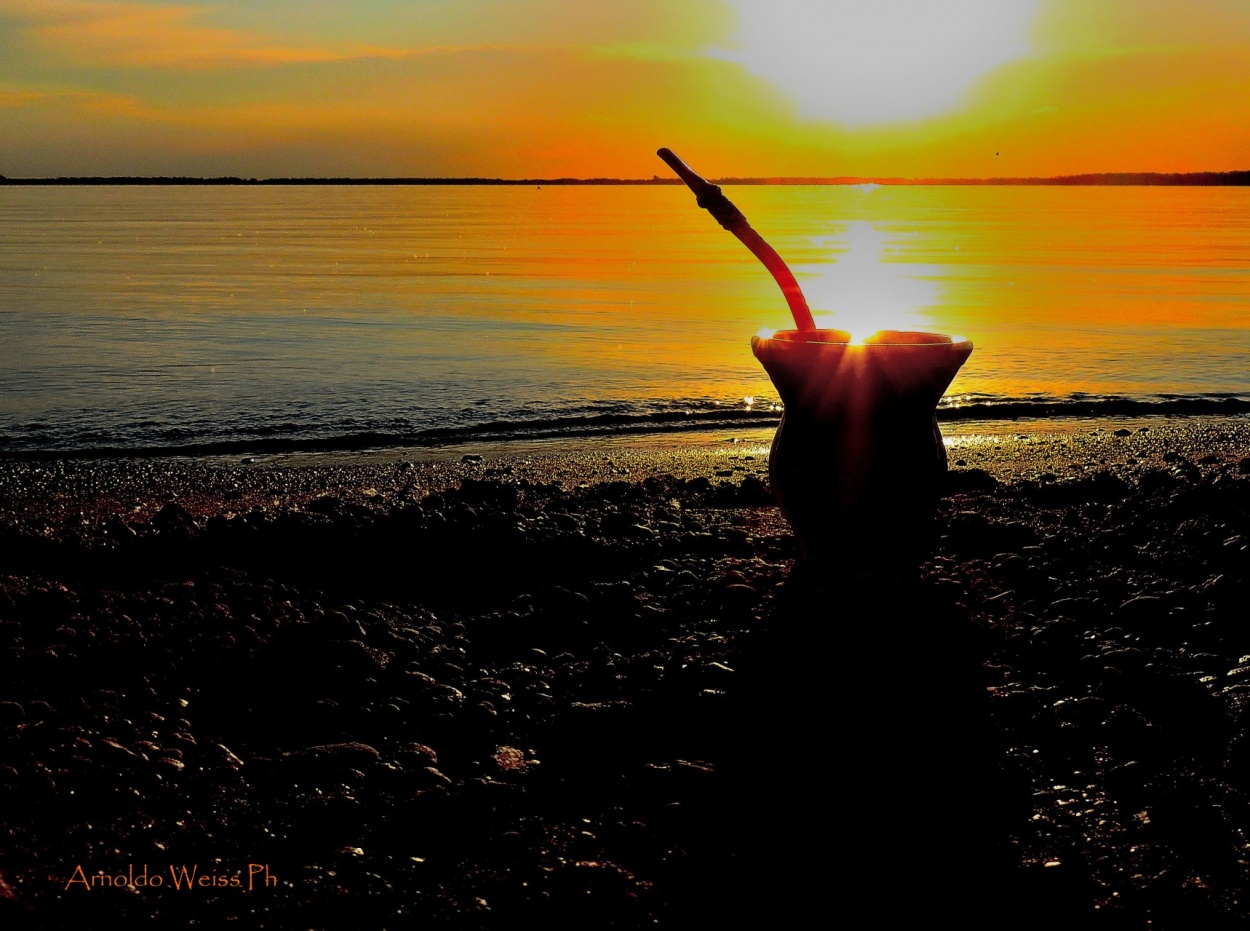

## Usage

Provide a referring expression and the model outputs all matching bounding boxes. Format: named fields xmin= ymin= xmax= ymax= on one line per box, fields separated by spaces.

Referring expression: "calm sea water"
xmin=1 ymin=184 xmax=1247 ymax=455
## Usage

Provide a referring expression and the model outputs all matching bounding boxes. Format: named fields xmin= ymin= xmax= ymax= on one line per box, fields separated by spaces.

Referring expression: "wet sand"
xmin=1 ymin=416 xmax=1249 ymax=928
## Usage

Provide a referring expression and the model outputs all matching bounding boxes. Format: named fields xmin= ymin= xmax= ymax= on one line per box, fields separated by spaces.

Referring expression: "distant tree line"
xmin=1 ymin=171 xmax=1248 ymax=186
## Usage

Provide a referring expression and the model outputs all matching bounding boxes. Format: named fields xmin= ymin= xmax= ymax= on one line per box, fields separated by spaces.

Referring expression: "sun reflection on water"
xmin=800 ymin=221 xmax=942 ymax=343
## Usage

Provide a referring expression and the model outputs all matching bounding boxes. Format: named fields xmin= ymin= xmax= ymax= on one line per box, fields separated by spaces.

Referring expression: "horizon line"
xmin=2 ymin=169 xmax=1249 ymax=186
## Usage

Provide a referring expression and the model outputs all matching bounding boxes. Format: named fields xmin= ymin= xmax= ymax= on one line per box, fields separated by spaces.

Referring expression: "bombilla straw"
xmin=657 ymin=147 xmax=815 ymax=332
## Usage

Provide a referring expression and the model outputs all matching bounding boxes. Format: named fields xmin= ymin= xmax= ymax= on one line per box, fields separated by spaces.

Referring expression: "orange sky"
xmin=1 ymin=0 xmax=1247 ymax=178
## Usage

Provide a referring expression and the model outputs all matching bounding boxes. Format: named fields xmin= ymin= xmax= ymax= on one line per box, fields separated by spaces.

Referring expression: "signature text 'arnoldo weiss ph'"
xmin=63 ymin=863 xmax=279 ymax=891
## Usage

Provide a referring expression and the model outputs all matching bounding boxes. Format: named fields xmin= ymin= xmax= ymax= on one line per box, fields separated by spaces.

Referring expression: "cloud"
xmin=2 ymin=0 xmax=517 ymax=69
xmin=0 ymin=84 xmax=175 ymax=120
xmin=0 ymin=89 xmax=55 ymax=108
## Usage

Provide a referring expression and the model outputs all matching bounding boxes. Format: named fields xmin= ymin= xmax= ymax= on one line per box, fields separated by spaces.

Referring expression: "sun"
xmin=718 ymin=0 xmax=1039 ymax=125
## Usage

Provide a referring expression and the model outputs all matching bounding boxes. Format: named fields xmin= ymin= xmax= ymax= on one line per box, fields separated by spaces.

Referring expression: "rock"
xmin=397 ymin=742 xmax=439 ymax=766
xmin=307 ymin=495 xmax=343 ymax=514
xmin=320 ymin=610 xmax=368 ymax=640
xmin=292 ymin=742 xmax=382 ymax=768
xmin=493 ymin=745 xmax=534 ymax=772
xmin=0 ymin=701 xmax=24 ymax=726
xmin=737 ymin=474 xmax=773 ymax=506
xmin=947 ymin=510 xmax=995 ymax=553
xmin=1047 ymin=597 xmax=1098 ymax=621
xmin=421 ymin=766 xmax=453 ymax=787
xmin=1116 ymin=596 xmax=1169 ymax=632
xmin=945 ymin=468 xmax=999 ymax=493
xmin=719 ymin=583 xmax=759 ymax=614
xmin=1087 ymin=471 xmax=1130 ymax=500
xmin=1101 ymin=706 xmax=1154 ymax=755
xmin=152 ymin=501 xmax=195 ymax=530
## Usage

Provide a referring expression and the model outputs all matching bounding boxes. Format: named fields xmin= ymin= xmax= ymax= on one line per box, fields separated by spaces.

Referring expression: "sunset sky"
xmin=1 ymin=0 xmax=1248 ymax=179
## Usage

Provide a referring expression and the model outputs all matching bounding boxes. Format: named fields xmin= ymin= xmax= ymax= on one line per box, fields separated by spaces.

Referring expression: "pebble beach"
xmin=2 ymin=415 xmax=1250 ymax=928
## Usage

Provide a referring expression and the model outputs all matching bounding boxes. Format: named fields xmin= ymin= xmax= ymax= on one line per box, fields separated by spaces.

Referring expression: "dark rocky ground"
xmin=0 ymin=440 xmax=1249 ymax=929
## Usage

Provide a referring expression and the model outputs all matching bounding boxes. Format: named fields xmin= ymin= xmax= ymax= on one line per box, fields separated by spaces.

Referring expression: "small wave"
xmin=1 ymin=393 xmax=1247 ymax=459
xmin=939 ymin=393 xmax=1250 ymax=421
xmin=0 ymin=409 xmax=779 ymax=459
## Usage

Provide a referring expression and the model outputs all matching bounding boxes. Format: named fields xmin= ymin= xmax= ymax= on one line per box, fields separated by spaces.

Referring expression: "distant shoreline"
xmin=2 ymin=170 xmax=1249 ymax=186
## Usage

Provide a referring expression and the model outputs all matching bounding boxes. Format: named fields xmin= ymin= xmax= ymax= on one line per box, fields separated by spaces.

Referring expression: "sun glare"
xmin=719 ymin=0 xmax=1039 ymax=125
xmin=802 ymin=221 xmax=940 ymax=342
